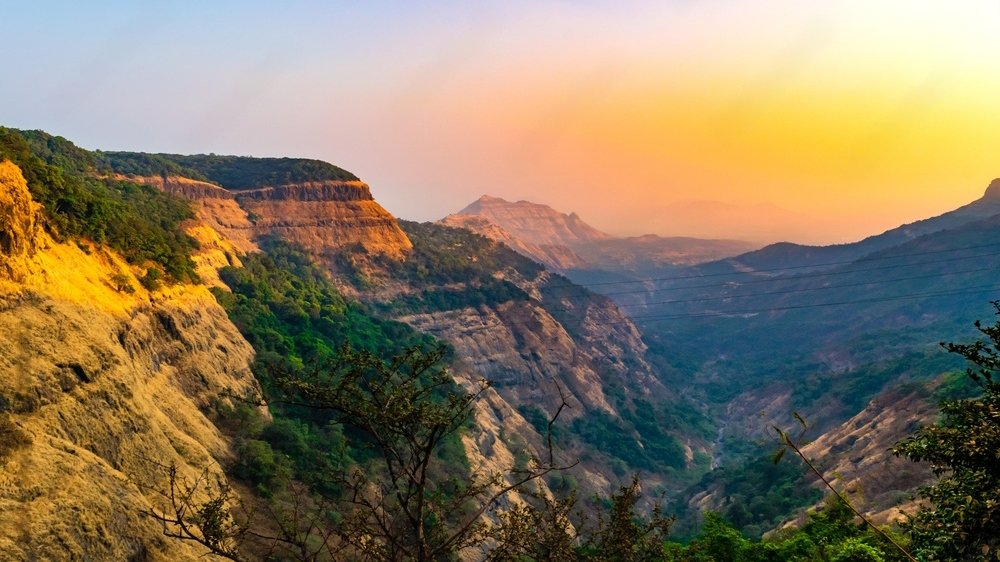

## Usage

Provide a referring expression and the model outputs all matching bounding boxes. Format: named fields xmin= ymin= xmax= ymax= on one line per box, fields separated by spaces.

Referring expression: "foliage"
xmin=109 ymin=272 xmax=135 ymax=294
xmin=664 ymin=500 xmax=902 ymax=561
xmin=212 ymin=240 xmax=442 ymax=493
xmin=670 ymin=455 xmax=821 ymax=539
xmin=381 ymin=277 xmax=530 ymax=315
xmin=573 ymin=410 xmax=685 ymax=473
xmin=215 ymin=240 xmax=438 ymax=373
xmin=0 ymin=128 xmax=199 ymax=282
xmin=343 ymin=220 xmax=544 ymax=290
xmin=585 ymin=477 xmax=675 ymax=562
xmin=100 ymin=151 xmax=358 ymax=188
xmin=893 ymin=301 xmax=1000 ymax=561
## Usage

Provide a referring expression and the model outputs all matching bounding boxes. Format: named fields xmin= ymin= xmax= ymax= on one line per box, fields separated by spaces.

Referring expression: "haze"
xmin=4 ymin=1 xmax=1000 ymax=244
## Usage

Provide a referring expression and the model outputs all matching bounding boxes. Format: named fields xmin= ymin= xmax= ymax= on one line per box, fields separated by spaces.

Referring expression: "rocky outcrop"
xmin=0 ymin=164 xmax=260 ymax=560
xmin=796 ymin=386 xmax=936 ymax=526
xmin=984 ymin=178 xmax=1000 ymax=199
xmin=439 ymin=214 xmax=588 ymax=271
xmin=0 ymin=161 xmax=41 ymax=279
xmin=399 ymin=269 xmax=660 ymax=420
xmin=235 ymin=180 xmax=412 ymax=260
xmin=234 ymin=181 xmax=373 ymax=202
xmin=141 ymin=175 xmax=412 ymax=262
xmin=450 ymin=195 xmax=613 ymax=248
xmin=445 ymin=195 xmax=755 ymax=272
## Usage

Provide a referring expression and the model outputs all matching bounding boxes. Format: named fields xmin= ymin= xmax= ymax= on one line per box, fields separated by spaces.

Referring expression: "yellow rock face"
xmin=0 ymin=164 xmax=261 ymax=561
xmin=0 ymin=161 xmax=41 ymax=280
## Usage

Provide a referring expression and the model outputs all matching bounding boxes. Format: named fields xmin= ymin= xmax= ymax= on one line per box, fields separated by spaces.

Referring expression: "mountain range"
xmin=0 ymin=126 xmax=996 ymax=559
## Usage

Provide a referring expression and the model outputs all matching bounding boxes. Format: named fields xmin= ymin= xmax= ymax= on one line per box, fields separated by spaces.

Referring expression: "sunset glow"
xmin=5 ymin=0 xmax=1000 ymax=243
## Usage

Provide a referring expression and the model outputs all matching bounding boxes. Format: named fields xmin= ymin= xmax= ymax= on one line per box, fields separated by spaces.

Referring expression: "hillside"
xmin=698 ymin=178 xmax=1000 ymax=275
xmin=0 ymin=160 xmax=261 ymax=560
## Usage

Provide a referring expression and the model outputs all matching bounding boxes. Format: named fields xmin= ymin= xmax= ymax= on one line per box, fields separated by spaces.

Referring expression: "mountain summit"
xmin=984 ymin=178 xmax=1000 ymax=199
xmin=443 ymin=195 xmax=755 ymax=272
xmin=453 ymin=195 xmax=613 ymax=247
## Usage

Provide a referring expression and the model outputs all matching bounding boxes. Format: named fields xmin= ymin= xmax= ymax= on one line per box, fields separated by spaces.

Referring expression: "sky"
xmin=4 ymin=1 xmax=1000 ymax=244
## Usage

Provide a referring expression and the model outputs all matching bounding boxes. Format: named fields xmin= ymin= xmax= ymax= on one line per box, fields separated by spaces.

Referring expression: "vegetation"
xmin=663 ymin=499 xmax=907 ymax=561
xmin=573 ymin=410 xmax=685 ymax=473
xmin=893 ymin=302 xmax=1000 ymax=561
xmin=0 ymin=128 xmax=199 ymax=282
xmin=670 ymin=455 xmax=822 ymax=540
xmin=101 ymin=152 xmax=359 ymax=188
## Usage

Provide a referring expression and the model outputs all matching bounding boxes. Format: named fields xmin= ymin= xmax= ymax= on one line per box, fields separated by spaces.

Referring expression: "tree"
xmin=147 ymin=344 xmax=572 ymax=561
xmin=893 ymin=301 xmax=1000 ymax=561
xmin=275 ymin=345 xmax=571 ymax=561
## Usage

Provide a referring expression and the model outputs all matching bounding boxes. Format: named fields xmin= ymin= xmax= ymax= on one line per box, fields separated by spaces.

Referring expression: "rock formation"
xmin=449 ymin=195 xmax=612 ymax=248
xmin=0 ymin=163 xmax=260 ymax=560
xmin=0 ymin=161 xmax=41 ymax=280
xmin=235 ymin=180 xmax=412 ymax=260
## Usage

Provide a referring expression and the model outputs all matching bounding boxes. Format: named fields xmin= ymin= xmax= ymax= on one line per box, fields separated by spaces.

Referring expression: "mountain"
xmin=442 ymin=195 xmax=756 ymax=272
xmin=703 ymin=178 xmax=1000 ymax=274
xmin=0 ymin=128 xmax=718 ymax=558
xmin=450 ymin=195 xmax=613 ymax=247
xmin=0 ymin=158 xmax=261 ymax=560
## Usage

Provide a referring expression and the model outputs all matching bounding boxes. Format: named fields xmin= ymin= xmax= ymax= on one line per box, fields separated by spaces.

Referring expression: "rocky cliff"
xmin=136 ymin=174 xmax=412 ymax=264
xmin=236 ymin=180 xmax=412 ymax=260
xmin=450 ymin=195 xmax=613 ymax=247
xmin=0 ymin=163 xmax=261 ymax=561
xmin=439 ymin=214 xmax=589 ymax=271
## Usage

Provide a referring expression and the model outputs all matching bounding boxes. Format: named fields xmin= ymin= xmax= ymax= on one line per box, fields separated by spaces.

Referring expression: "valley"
xmin=0 ymin=126 xmax=996 ymax=560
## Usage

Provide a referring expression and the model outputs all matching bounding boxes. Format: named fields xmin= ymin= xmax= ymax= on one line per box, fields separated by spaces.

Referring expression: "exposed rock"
xmin=0 ymin=228 xmax=259 ymax=560
xmin=440 ymin=214 xmax=588 ymax=271
xmin=0 ymin=162 xmax=41 ymax=280
xmin=450 ymin=195 xmax=612 ymax=248
xmin=234 ymin=181 xmax=373 ymax=201
xmin=984 ymin=177 xmax=1000 ymax=199
xmin=236 ymin=180 xmax=412 ymax=260
xmin=444 ymin=195 xmax=755 ymax=272
xmin=796 ymin=386 xmax=936 ymax=525
xmin=129 ymin=175 xmax=258 ymax=255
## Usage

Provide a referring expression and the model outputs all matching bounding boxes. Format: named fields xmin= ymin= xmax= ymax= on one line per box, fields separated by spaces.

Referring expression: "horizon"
xmin=5 ymin=1 xmax=1000 ymax=244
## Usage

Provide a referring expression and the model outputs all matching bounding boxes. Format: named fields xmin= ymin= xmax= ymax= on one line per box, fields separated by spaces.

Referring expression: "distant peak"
xmin=984 ymin=178 xmax=1000 ymax=199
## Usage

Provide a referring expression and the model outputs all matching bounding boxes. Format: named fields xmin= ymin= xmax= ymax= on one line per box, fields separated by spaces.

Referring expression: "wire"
xmin=549 ymin=248 xmax=1000 ymax=298
xmin=626 ymin=283 xmax=1000 ymax=322
xmin=403 ymin=283 xmax=1000 ymax=331
xmin=539 ymin=240 xmax=1000 ymax=293
xmin=611 ymin=264 xmax=998 ymax=308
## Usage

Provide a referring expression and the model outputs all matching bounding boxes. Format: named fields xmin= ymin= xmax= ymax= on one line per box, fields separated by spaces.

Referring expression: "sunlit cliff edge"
xmin=0 ymin=162 xmax=261 ymax=561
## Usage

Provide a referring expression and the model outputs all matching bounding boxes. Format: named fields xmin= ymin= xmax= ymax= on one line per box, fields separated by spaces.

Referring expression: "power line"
xmin=550 ymin=248 xmax=1000 ymax=298
xmin=612 ymin=265 xmax=998 ymax=308
xmin=625 ymin=283 xmax=1000 ymax=322
xmin=404 ymin=282 xmax=1000 ymax=331
xmin=539 ymin=240 xmax=1000 ymax=293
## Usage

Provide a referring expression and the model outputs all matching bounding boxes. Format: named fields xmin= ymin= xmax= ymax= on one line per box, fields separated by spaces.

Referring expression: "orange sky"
xmin=339 ymin=1 xmax=1000 ymax=244
xmin=7 ymin=1 xmax=1000 ymax=244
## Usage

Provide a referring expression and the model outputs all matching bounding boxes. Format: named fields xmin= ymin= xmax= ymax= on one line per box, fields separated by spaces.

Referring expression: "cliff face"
xmin=400 ymin=270 xmax=660 ymax=419
xmin=0 ymin=164 xmax=260 ymax=561
xmin=451 ymin=195 xmax=613 ymax=247
xmin=796 ymin=386 xmax=936 ymax=526
xmin=439 ymin=214 xmax=588 ymax=271
xmin=140 ymin=176 xmax=412 ymax=263
xmin=0 ymin=161 xmax=41 ymax=279
xmin=343 ymin=221 xmax=689 ymax=497
xmin=236 ymin=180 xmax=412 ymax=260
